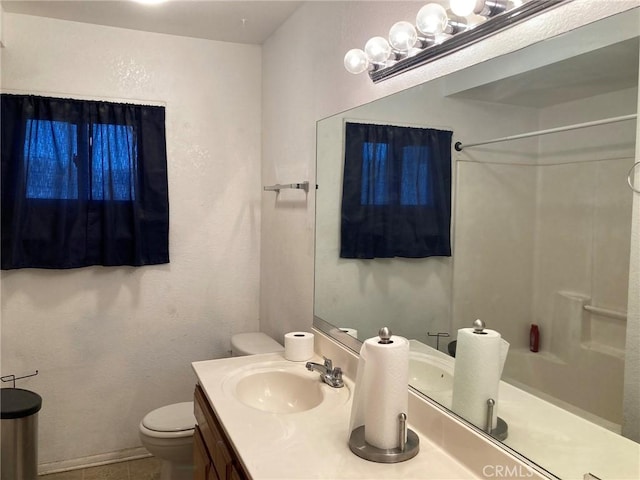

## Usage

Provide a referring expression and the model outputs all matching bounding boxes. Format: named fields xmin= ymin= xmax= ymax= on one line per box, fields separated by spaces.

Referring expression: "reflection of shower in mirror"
xmin=315 ymin=8 xmax=639 ymax=479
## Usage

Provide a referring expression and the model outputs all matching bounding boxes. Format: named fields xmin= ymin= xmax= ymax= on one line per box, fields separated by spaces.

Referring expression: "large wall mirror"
xmin=314 ymin=8 xmax=639 ymax=480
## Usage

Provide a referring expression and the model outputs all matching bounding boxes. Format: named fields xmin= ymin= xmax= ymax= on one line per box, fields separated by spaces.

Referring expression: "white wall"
xmin=452 ymin=160 xmax=538 ymax=345
xmin=534 ymin=87 xmax=637 ymax=354
xmin=0 ymin=13 xmax=262 ymax=469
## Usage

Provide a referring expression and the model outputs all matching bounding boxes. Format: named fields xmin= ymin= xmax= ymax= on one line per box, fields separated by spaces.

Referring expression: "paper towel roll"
xmin=349 ymin=332 xmax=409 ymax=450
xmin=451 ymin=326 xmax=509 ymax=430
xmin=284 ymin=332 xmax=314 ymax=361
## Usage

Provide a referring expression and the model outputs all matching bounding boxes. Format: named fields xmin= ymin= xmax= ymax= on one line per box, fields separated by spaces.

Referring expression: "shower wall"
xmin=452 ymin=160 xmax=537 ymax=345
xmin=533 ymin=86 xmax=636 ymax=355
xmin=453 ymin=85 xmax=637 ymax=425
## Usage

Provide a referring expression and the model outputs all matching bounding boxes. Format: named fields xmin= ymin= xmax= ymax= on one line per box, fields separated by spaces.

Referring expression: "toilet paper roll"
xmin=284 ymin=332 xmax=315 ymax=361
xmin=451 ymin=326 xmax=509 ymax=430
xmin=349 ymin=333 xmax=409 ymax=450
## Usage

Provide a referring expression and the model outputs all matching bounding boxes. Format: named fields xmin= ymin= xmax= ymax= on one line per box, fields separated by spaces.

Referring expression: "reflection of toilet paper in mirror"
xmin=451 ymin=326 xmax=509 ymax=430
xmin=349 ymin=334 xmax=409 ymax=450
xmin=284 ymin=332 xmax=315 ymax=361
xmin=339 ymin=328 xmax=358 ymax=338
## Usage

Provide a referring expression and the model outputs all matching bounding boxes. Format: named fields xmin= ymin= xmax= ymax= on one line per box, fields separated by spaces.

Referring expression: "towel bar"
xmin=263 ymin=181 xmax=309 ymax=193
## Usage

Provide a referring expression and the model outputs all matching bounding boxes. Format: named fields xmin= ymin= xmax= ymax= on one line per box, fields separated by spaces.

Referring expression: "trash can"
xmin=1 ymin=388 xmax=42 ymax=480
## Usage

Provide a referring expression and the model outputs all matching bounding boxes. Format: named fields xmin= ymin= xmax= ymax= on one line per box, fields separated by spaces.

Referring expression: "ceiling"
xmin=1 ymin=0 xmax=304 ymax=45
xmin=449 ymin=38 xmax=640 ymax=108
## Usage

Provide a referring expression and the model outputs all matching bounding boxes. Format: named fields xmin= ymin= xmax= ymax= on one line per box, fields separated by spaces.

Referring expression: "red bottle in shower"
xmin=530 ymin=324 xmax=540 ymax=352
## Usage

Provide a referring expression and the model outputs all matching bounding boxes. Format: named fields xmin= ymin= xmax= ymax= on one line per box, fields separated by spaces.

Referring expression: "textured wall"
xmin=0 ymin=13 xmax=262 ymax=468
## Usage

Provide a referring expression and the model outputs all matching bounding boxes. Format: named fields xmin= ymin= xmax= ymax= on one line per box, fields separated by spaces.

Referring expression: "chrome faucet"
xmin=305 ymin=357 xmax=344 ymax=388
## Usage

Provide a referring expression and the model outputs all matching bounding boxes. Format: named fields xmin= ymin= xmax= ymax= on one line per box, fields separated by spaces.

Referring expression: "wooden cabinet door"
xmin=194 ymin=425 xmax=218 ymax=480
xmin=194 ymin=384 xmax=250 ymax=480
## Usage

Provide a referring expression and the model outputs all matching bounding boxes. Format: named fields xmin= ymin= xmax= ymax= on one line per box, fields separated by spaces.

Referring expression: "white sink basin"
xmin=234 ymin=370 xmax=323 ymax=414
xmin=223 ymin=361 xmax=351 ymax=414
xmin=409 ymin=351 xmax=454 ymax=394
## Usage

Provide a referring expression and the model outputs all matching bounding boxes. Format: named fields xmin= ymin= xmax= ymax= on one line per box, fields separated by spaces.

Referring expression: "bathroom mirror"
xmin=314 ymin=9 xmax=639 ymax=480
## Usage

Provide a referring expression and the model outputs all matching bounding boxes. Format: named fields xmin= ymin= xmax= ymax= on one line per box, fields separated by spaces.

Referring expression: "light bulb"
xmin=343 ymin=49 xmax=369 ymax=74
xmin=388 ymin=21 xmax=418 ymax=52
xmin=416 ymin=3 xmax=449 ymax=35
xmin=450 ymin=0 xmax=484 ymax=17
xmin=364 ymin=36 xmax=392 ymax=64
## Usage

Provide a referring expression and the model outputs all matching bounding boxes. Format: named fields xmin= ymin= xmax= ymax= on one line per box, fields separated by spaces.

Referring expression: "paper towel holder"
xmin=348 ymin=412 xmax=420 ymax=463
xmin=472 ymin=318 xmax=488 ymax=334
xmin=486 ymin=398 xmax=509 ymax=441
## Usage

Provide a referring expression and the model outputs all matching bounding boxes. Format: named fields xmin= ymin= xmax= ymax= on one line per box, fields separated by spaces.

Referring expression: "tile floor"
xmin=40 ymin=456 xmax=161 ymax=480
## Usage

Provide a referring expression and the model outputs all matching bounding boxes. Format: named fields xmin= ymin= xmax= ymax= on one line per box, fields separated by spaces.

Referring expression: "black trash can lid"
xmin=1 ymin=388 xmax=42 ymax=419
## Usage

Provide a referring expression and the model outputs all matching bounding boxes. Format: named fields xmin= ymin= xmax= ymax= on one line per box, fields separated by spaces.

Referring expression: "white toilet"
xmin=230 ymin=331 xmax=284 ymax=357
xmin=138 ymin=332 xmax=284 ymax=480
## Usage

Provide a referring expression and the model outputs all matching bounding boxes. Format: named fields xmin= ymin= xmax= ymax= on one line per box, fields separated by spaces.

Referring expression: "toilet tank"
xmin=231 ymin=332 xmax=284 ymax=356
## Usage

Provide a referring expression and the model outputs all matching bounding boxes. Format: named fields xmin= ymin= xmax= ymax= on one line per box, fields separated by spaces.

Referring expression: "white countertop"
xmin=409 ymin=340 xmax=640 ymax=480
xmin=192 ymin=352 xmax=479 ymax=480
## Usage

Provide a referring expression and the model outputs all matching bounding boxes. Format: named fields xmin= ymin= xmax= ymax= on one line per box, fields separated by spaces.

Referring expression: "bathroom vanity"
xmin=194 ymin=384 xmax=248 ymax=480
xmin=191 ymin=333 xmax=549 ymax=480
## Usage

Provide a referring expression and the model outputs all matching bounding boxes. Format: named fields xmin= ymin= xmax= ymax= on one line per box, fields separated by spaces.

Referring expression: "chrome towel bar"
xmin=263 ymin=181 xmax=309 ymax=193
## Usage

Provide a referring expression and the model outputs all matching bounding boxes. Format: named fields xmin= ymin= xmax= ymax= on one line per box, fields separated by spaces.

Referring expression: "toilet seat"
xmin=141 ymin=402 xmax=195 ymax=437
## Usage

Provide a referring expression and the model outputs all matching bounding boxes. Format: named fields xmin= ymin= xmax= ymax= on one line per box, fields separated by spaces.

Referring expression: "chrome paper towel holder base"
xmin=348 ymin=413 xmax=420 ymax=463
xmin=486 ymin=398 xmax=509 ymax=441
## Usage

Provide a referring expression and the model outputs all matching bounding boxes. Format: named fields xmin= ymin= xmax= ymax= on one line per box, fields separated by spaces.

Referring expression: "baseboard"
xmin=38 ymin=447 xmax=151 ymax=476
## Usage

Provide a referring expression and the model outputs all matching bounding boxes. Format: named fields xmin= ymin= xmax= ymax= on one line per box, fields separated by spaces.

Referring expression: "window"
xmin=340 ymin=122 xmax=452 ymax=259
xmin=400 ymin=145 xmax=432 ymax=206
xmin=360 ymin=142 xmax=433 ymax=206
xmin=24 ymin=120 xmax=137 ymax=201
xmin=89 ymin=123 xmax=137 ymax=201
xmin=1 ymin=94 xmax=169 ymax=269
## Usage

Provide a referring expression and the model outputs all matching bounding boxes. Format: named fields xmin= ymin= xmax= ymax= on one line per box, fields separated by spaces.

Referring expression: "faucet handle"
xmin=323 ymin=356 xmax=333 ymax=371
xmin=331 ymin=367 xmax=344 ymax=388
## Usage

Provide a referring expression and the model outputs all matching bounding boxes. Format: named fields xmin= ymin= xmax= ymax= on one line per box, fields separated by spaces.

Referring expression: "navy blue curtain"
xmin=340 ymin=122 xmax=452 ymax=259
xmin=1 ymin=94 xmax=169 ymax=269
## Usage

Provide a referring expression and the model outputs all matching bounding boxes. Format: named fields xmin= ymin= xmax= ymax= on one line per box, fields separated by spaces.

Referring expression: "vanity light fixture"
xmin=344 ymin=0 xmax=572 ymax=83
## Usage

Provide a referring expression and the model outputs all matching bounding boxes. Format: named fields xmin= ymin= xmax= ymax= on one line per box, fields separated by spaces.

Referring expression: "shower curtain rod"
xmin=454 ymin=113 xmax=637 ymax=151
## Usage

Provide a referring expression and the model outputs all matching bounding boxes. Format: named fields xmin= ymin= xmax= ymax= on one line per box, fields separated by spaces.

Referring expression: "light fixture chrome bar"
xmin=370 ymin=0 xmax=571 ymax=83
xmin=584 ymin=305 xmax=627 ymax=321
xmin=263 ymin=181 xmax=309 ymax=193
xmin=455 ymin=114 xmax=637 ymax=151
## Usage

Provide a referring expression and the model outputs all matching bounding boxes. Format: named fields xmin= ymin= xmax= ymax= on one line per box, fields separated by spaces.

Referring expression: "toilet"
xmin=138 ymin=402 xmax=195 ymax=480
xmin=231 ymin=331 xmax=284 ymax=357
xmin=138 ymin=332 xmax=284 ymax=480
